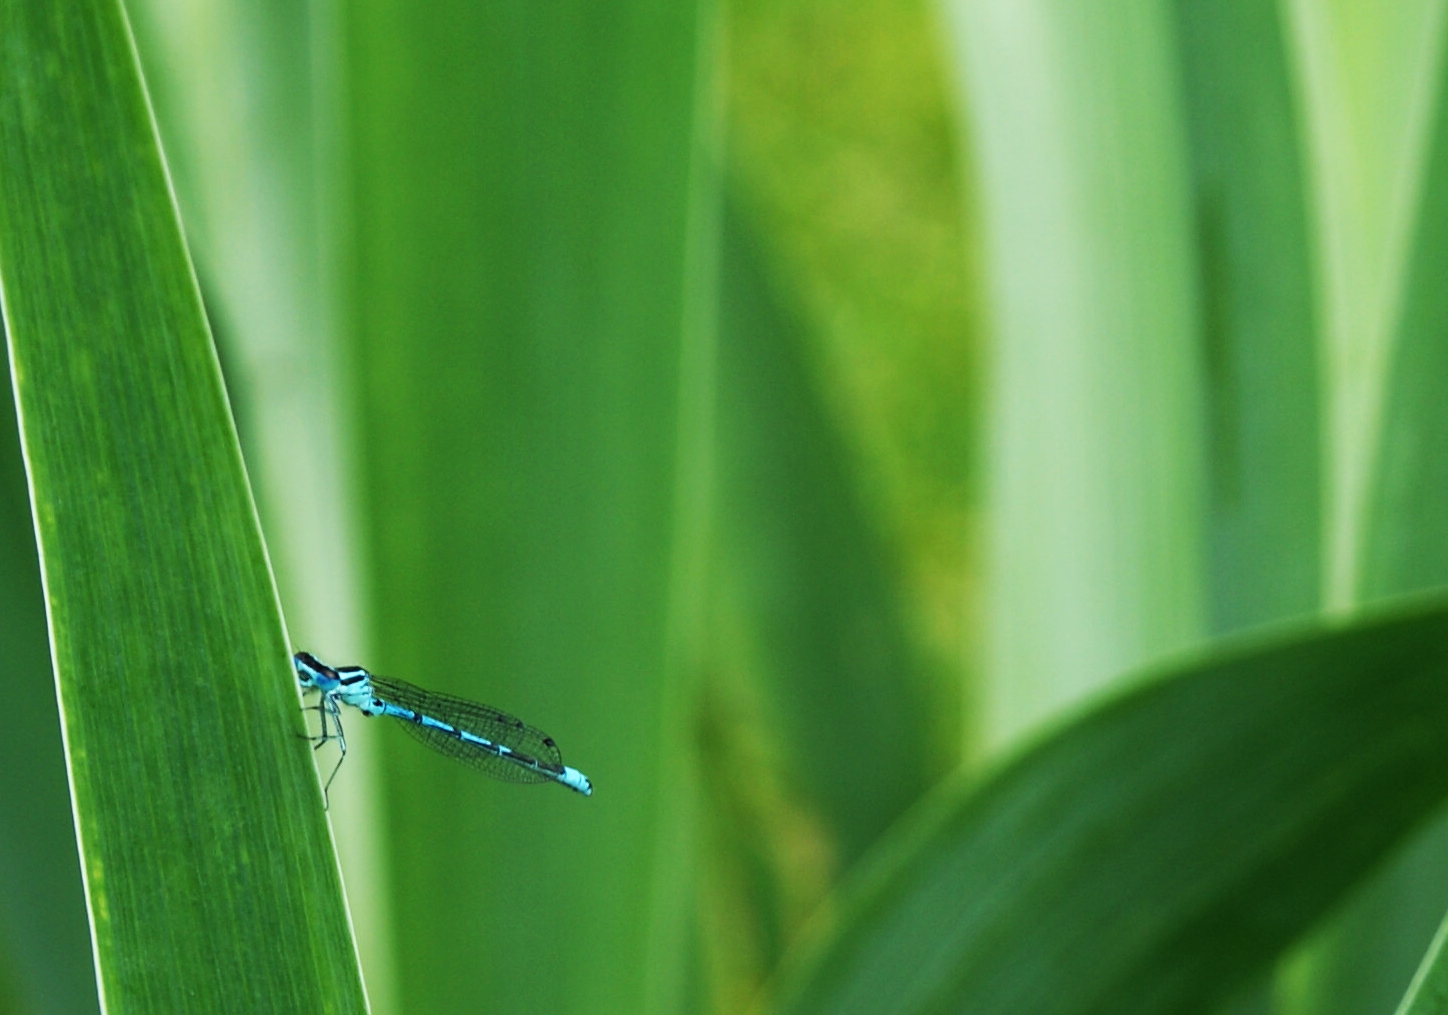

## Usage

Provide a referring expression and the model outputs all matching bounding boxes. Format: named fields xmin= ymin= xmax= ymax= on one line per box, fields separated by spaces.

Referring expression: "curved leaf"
xmin=769 ymin=600 xmax=1448 ymax=1015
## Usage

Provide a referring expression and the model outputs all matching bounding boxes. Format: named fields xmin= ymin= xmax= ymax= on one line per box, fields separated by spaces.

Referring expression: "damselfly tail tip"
xmin=562 ymin=766 xmax=593 ymax=796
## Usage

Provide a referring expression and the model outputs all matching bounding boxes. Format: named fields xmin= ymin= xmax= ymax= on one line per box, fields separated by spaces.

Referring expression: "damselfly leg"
xmin=299 ymin=690 xmax=348 ymax=808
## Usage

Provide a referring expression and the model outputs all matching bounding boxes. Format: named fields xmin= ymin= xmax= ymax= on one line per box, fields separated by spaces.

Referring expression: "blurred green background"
xmin=6 ymin=0 xmax=1448 ymax=1013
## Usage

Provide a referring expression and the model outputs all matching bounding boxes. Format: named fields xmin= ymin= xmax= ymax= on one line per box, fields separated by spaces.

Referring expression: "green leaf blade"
xmin=1329 ymin=17 xmax=1448 ymax=1015
xmin=1363 ymin=4 xmax=1448 ymax=602
xmin=770 ymin=602 xmax=1448 ymax=1015
xmin=340 ymin=0 xmax=714 ymax=1012
xmin=1397 ymin=920 xmax=1448 ymax=1015
xmin=942 ymin=0 xmax=1208 ymax=751
xmin=1176 ymin=0 xmax=1322 ymax=636
xmin=0 ymin=2 xmax=364 ymax=1011
xmin=0 ymin=347 xmax=96 ymax=1014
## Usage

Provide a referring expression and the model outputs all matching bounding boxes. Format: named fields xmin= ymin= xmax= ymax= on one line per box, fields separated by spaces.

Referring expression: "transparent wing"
xmin=368 ymin=675 xmax=566 ymax=784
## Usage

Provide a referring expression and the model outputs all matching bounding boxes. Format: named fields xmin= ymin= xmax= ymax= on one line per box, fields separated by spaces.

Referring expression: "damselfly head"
xmin=293 ymin=651 xmax=334 ymax=690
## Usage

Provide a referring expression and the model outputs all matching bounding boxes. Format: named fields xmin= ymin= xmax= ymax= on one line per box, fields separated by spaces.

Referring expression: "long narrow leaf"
xmin=725 ymin=0 xmax=982 ymax=767
xmin=0 ymin=349 xmax=95 ymax=1014
xmin=714 ymin=200 xmax=938 ymax=866
xmin=768 ymin=600 xmax=1448 ymax=1015
xmin=120 ymin=0 xmax=395 ymax=1005
xmin=340 ymin=0 xmax=715 ymax=1012
xmin=1397 ymin=916 xmax=1448 ymax=1015
xmin=1285 ymin=7 xmax=1448 ymax=1013
xmin=1174 ymin=0 xmax=1321 ymax=636
xmin=941 ymin=0 xmax=1207 ymax=751
xmin=1364 ymin=9 xmax=1448 ymax=601
xmin=0 ymin=2 xmax=364 ymax=1010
